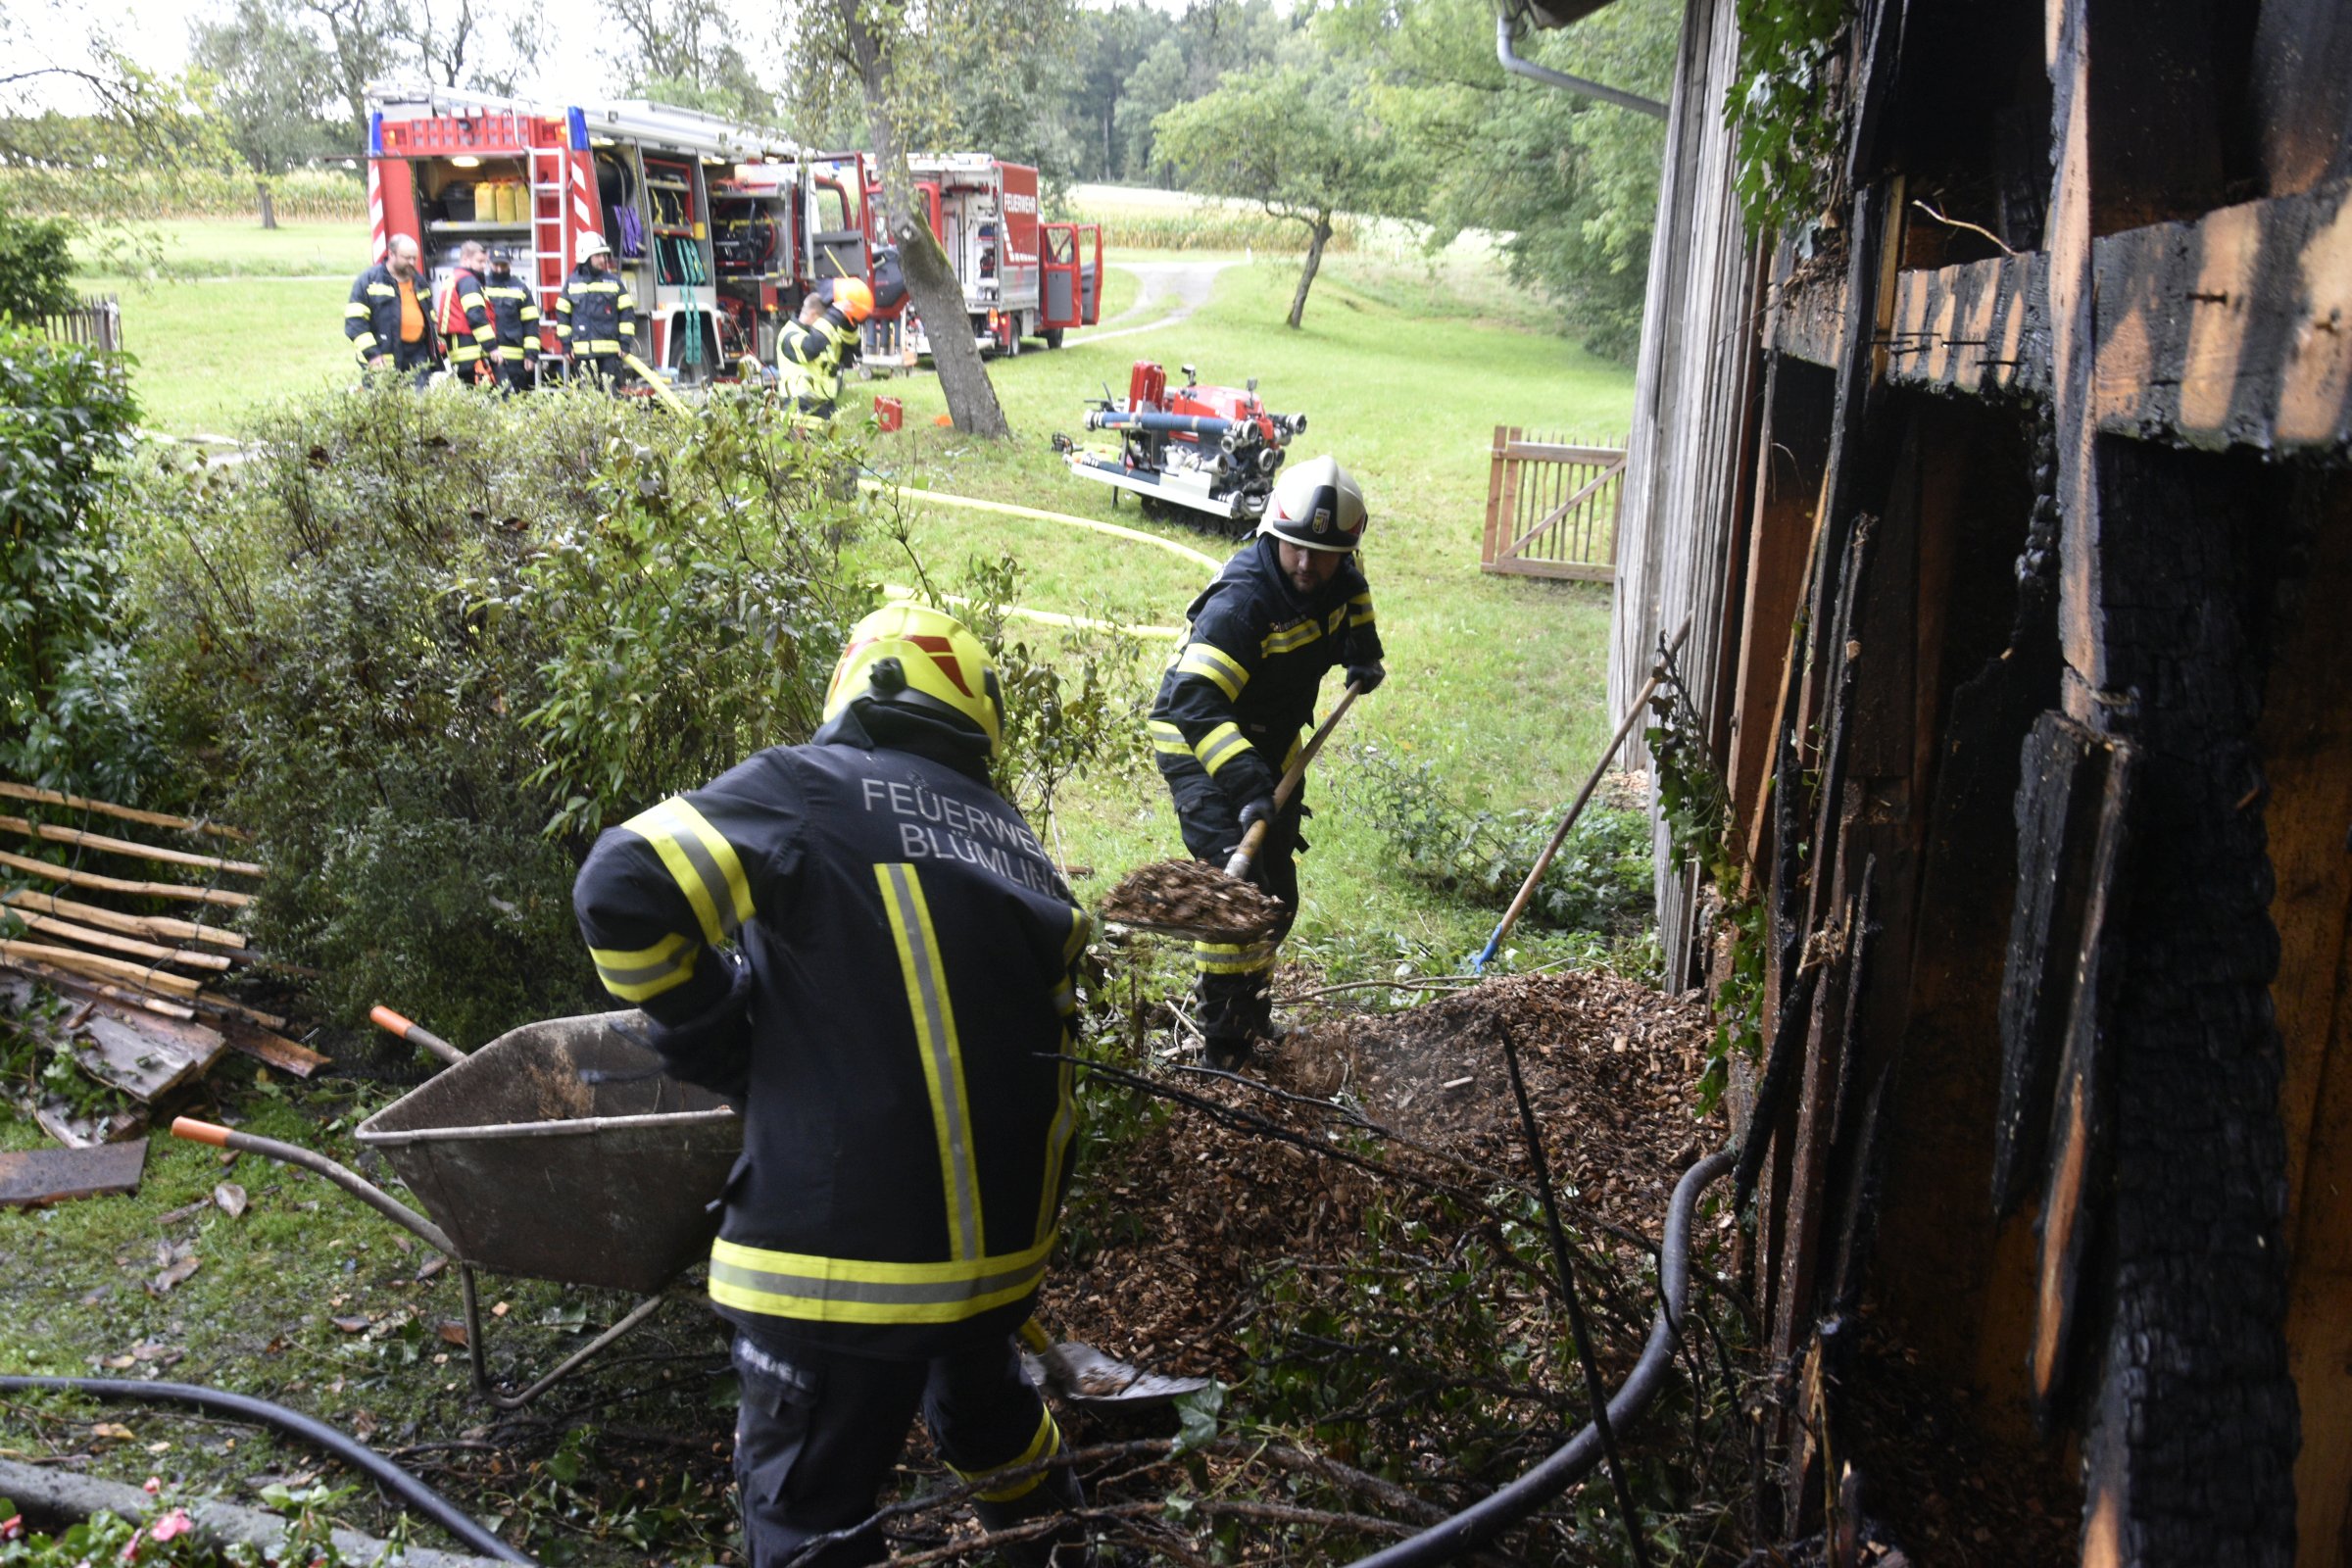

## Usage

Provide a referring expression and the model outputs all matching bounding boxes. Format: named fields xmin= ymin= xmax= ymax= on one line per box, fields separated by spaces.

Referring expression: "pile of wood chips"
xmin=1098 ymin=858 xmax=1288 ymax=942
xmin=1042 ymin=967 xmax=1723 ymax=1385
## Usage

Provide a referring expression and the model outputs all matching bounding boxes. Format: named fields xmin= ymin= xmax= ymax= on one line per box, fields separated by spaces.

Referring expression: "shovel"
xmin=1017 ymin=1318 xmax=1207 ymax=1407
xmin=1099 ymin=682 xmax=1364 ymax=943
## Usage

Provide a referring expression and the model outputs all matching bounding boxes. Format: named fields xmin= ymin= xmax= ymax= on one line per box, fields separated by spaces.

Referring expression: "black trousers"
xmin=1159 ymin=758 xmax=1302 ymax=1046
xmin=496 ymin=358 xmax=536 ymax=394
xmin=732 ymin=1328 xmax=1081 ymax=1568
xmin=572 ymin=353 xmax=627 ymax=387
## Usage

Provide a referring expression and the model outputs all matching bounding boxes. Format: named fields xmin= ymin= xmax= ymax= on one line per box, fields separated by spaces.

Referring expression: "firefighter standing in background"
xmin=1149 ymin=456 xmax=1387 ymax=1070
xmin=437 ymin=240 xmax=499 ymax=385
xmin=481 ymin=247 xmax=540 ymax=393
xmin=572 ymin=604 xmax=1090 ymax=1567
xmin=777 ymin=278 xmax=873 ymax=423
xmin=556 ymin=231 xmax=636 ymax=386
xmin=343 ymin=233 xmax=440 ymax=384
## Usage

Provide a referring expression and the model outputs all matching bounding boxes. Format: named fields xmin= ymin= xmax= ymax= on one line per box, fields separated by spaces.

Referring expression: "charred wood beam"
xmin=1766 ymin=271 xmax=1849 ymax=370
xmin=1884 ymin=253 xmax=2052 ymax=399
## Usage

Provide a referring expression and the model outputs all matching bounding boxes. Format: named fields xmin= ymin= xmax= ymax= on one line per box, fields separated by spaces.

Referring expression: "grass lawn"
xmin=86 ymin=226 xmax=1637 ymax=965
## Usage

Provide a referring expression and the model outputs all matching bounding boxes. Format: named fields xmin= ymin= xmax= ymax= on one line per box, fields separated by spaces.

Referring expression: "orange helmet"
xmin=829 ymin=278 xmax=875 ymax=324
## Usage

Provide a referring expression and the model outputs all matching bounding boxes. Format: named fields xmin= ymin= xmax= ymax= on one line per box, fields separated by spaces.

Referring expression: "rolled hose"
xmin=0 ymin=1377 xmax=532 ymax=1565
xmin=1344 ymin=1150 xmax=1736 ymax=1568
xmin=1084 ymin=410 xmax=1240 ymax=438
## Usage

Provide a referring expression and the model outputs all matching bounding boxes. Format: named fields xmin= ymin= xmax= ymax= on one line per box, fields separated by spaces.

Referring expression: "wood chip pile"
xmin=1043 ymin=968 xmax=1724 ymax=1386
xmin=1098 ymin=858 xmax=1288 ymax=942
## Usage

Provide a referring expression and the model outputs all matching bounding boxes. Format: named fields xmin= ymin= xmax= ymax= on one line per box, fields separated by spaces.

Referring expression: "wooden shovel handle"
xmin=1222 ymin=682 xmax=1365 ymax=881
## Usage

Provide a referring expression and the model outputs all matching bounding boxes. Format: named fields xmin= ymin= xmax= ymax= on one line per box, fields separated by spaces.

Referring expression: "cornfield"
xmin=1059 ymin=208 xmax=1360 ymax=254
xmin=0 ymin=168 xmax=368 ymax=222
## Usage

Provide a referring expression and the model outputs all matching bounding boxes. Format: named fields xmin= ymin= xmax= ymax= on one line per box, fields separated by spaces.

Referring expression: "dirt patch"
xmin=1098 ymin=858 xmax=1287 ymax=943
xmin=1044 ymin=968 xmax=1723 ymax=1384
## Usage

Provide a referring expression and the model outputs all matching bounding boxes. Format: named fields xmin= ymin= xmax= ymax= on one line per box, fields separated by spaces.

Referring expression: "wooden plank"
xmin=0 ymin=1140 xmax=147 ymax=1208
xmin=74 ymin=1010 xmax=225 ymax=1102
xmin=1884 ymin=253 xmax=2051 ymax=399
xmin=1768 ymin=270 xmax=1848 ymax=368
xmin=0 ymin=942 xmax=204 ymax=999
xmin=9 ymin=910 xmax=235 ymax=973
xmin=221 ymin=1019 xmax=329 ymax=1079
xmin=0 ymin=957 xmax=197 ymax=1020
xmin=0 ymin=814 xmax=265 ymax=878
xmin=2250 ymin=0 xmax=2352 ymax=195
xmin=4 ymin=889 xmax=247 ymax=950
xmin=0 ymin=779 xmax=251 ymax=842
xmin=0 ymin=848 xmax=253 ymax=908
xmin=1496 ymin=441 xmax=1626 ymax=465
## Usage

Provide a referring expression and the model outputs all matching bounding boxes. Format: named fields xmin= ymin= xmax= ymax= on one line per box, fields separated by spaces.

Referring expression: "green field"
xmin=79 ymin=216 xmax=1636 ymax=969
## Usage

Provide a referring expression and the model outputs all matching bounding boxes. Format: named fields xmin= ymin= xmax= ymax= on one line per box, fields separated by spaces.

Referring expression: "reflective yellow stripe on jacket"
xmin=1175 ymin=640 xmax=1249 ymax=700
xmin=620 ymin=797 xmax=754 ymax=946
xmin=1036 ymin=906 xmax=1088 ymax=1245
xmin=876 ymin=862 xmax=985 ymax=1262
xmin=587 ymin=929 xmax=697 ymax=1003
xmin=708 ymin=1231 xmax=1054 ymax=1325
xmin=1194 ymin=721 xmax=1251 ymax=776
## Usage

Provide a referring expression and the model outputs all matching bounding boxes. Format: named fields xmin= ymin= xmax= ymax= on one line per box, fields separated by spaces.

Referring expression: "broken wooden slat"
xmin=0 ymin=942 xmax=204 ymax=999
xmin=3 ymin=890 xmax=247 ymax=950
xmin=0 ymin=956 xmax=198 ymax=1020
xmin=221 ymin=1019 xmax=328 ymax=1079
xmin=74 ymin=1010 xmax=227 ymax=1103
xmin=1883 ymin=252 xmax=2051 ymax=400
xmin=190 ymin=993 xmax=289 ymax=1032
xmin=0 ymin=814 xmax=266 ymax=879
xmin=1768 ymin=270 xmax=1849 ymax=368
xmin=0 ymin=1139 xmax=148 ymax=1207
xmin=8 ymin=909 xmax=234 ymax=973
xmin=0 ymin=780 xmax=251 ymax=842
xmin=2030 ymin=740 xmax=2134 ymax=1424
xmin=0 ymin=849 xmax=252 ymax=908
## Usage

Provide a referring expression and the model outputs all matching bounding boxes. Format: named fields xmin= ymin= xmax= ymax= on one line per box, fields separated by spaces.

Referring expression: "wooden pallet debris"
xmin=0 ymin=1139 xmax=148 ymax=1208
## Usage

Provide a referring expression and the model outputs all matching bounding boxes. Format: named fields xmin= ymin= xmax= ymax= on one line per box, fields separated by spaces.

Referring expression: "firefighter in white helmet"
xmin=572 ymin=604 xmax=1093 ymax=1566
xmin=1147 ymin=455 xmax=1387 ymax=1070
xmin=556 ymin=230 xmax=637 ymax=387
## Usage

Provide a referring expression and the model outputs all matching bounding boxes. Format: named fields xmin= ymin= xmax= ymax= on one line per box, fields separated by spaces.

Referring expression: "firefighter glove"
xmin=1346 ymin=661 xmax=1387 ymax=695
xmin=1238 ymin=795 xmax=1277 ymax=833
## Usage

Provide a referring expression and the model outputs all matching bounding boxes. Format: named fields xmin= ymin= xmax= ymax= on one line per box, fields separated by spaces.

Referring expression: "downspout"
xmin=1494 ymin=7 xmax=1668 ymax=118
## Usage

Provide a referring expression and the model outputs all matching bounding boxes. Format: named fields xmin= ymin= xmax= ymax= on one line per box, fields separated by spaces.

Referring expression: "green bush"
xmin=119 ymin=382 xmax=873 ymax=1045
xmin=1346 ymin=745 xmax=1654 ymax=938
xmin=0 ymin=205 xmax=79 ymax=319
xmin=0 ymin=325 xmax=153 ymax=796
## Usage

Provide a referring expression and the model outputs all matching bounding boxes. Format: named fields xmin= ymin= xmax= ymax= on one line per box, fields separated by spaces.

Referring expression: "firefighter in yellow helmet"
xmin=778 ymin=277 xmax=873 ymax=423
xmin=572 ymin=603 xmax=1090 ymax=1566
xmin=556 ymin=230 xmax=636 ymax=387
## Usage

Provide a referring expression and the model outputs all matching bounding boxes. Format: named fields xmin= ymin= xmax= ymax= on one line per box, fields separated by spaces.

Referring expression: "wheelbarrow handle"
xmin=170 ymin=1116 xmax=455 ymax=1257
xmin=1221 ymin=682 xmax=1365 ymax=881
xmin=369 ymin=1004 xmax=466 ymax=1066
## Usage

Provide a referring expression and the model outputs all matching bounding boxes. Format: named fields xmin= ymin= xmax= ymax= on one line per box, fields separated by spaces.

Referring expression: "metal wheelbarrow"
xmin=173 ymin=1009 xmax=740 ymax=1409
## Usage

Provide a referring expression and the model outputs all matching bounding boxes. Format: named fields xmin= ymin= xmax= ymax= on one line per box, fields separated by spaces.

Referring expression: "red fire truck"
xmin=365 ymin=80 xmax=889 ymax=380
xmin=897 ymin=153 xmax=1102 ymax=357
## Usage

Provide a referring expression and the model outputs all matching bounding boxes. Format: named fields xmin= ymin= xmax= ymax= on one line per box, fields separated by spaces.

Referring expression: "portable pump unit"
xmin=1054 ymin=361 xmax=1308 ymax=536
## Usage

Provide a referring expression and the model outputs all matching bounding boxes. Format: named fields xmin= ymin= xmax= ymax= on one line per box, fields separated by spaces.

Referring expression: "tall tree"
xmin=781 ymin=0 xmax=1078 ymax=437
xmin=292 ymin=0 xmax=396 ymax=145
xmin=1112 ymin=36 xmax=1186 ymax=180
xmin=189 ymin=0 xmax=343 ymax=172
xmin=606 ymin=0 xmax=778 ymax=122
xmin=1152 ymin=61 xmax=1410 ymax=328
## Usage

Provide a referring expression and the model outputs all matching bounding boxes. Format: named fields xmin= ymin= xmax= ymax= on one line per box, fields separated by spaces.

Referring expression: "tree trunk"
xmin=1286 ymin=215 xmax=1332 ymax=330
xmin=834 ymin=0 xmax=1009 ymax=440
xmin=256 ymin=181 xmax=276 ymax=230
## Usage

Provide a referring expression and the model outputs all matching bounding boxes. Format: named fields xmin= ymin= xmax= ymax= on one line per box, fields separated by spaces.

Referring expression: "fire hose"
xmin=0 ymin=1376 xmax=533 ymax=1564
xmin=1343 ymin=1150 xmax=1735 ymax=1568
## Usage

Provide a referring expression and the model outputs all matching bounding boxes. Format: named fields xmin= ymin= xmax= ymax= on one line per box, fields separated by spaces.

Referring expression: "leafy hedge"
xmin=119 ymin=383 xmax=872 ymax=1045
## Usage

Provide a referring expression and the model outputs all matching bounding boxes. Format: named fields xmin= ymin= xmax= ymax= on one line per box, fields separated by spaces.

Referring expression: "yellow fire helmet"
xmin=822 ymin=603 xmax=1005 ymax=759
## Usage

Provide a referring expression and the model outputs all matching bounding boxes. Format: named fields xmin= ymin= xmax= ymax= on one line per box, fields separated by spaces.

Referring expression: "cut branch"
xmin=0 ymin=815 xmax=265 ymax=878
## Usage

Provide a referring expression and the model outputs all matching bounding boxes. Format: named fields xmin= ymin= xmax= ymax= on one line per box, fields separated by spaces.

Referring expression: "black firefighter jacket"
xmin=343 ymin=261 xmax=440 ymax=366
xmin=572 ymin=733 xmax=1089 ymax=1358
xmin=482 ymin=271 xmax=541 ymax=365
xmin=1150 ymin=534 xmax=1383 ymax=806
xmin=556 ymin=264 xmax=636 ymax=358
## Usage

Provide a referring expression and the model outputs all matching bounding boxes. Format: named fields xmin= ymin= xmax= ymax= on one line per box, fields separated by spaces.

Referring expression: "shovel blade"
xmin=1024 ymin=1340 xmax=1208 ymax=1407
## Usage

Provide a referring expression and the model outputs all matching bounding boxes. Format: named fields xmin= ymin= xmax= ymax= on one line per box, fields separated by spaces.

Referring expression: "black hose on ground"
xmin=0 ymin=1377 xmax=532 ymax=1565
xmin=1342 ymin=1149 xmax=1737 ymax=1568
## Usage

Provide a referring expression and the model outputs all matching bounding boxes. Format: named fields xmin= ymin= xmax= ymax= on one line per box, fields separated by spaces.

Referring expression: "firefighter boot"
xmin=972 ymin=1463 xmax=1089 ymax=1567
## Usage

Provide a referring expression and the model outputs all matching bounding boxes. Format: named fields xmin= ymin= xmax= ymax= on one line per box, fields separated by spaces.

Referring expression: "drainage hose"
xmin=1344 ymin=1150 xmax=1736 ymax=1568
xmin=0 ymin=1377 xmax=532 ymax=1565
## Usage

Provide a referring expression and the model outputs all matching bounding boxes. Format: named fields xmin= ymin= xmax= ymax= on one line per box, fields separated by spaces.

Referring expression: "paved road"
xmin=1068 ymin=258 xmax=1236 ymax=347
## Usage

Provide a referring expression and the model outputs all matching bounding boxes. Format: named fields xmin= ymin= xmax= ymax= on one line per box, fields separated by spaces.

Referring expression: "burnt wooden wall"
xmin=1605 ymin=0 xmax=2352 ymax=1559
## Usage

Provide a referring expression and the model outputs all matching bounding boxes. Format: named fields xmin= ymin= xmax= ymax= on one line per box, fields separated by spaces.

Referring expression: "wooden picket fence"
xmin=1480 ymin=425 xmax=1625 ymax=583
xmin=23 ymin=295 xmax=123 ymax=355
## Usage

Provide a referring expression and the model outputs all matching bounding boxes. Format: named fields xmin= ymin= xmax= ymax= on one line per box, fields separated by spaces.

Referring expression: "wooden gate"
xmin=1480 ymin=426 xmax=1625 ymax=582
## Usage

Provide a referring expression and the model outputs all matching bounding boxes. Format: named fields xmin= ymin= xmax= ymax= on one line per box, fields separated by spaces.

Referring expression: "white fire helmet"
xmin=1258 ymin=455 xmax=1367 ymax=553
xmin=576 ymin=231 xmax=613 ymax=266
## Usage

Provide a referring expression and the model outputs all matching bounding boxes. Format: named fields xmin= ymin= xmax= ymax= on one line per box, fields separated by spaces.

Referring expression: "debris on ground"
xmin=0 ymin=1138 xmax=148 ymax=1208
xmin=1098 ymin=858 xmax=1287 ymax=942
xmin=1045 ymin=968 xmax=1723 ymax=1385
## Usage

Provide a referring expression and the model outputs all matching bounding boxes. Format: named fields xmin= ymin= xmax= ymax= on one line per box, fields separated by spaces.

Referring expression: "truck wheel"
xmin=1044 ymin=326 xmax=1065 ymax=350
